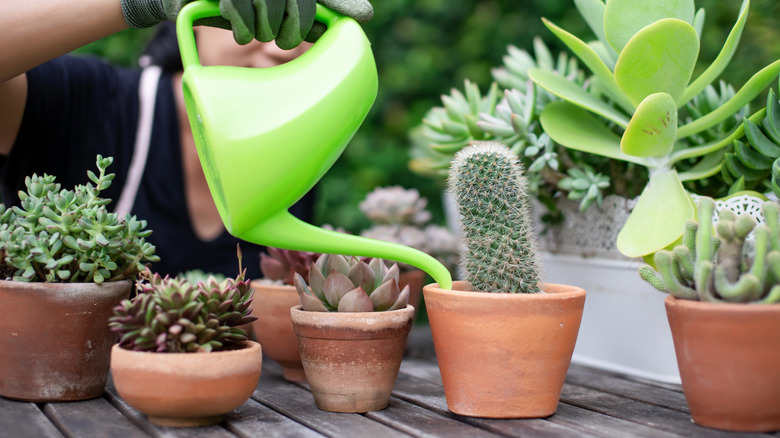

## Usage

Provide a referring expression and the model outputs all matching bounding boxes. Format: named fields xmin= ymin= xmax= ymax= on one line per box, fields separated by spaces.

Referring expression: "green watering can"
xmin=176 ymin=1 xmax=452 ymax=288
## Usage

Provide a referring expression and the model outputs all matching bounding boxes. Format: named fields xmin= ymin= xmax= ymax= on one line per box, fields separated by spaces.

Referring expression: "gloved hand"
xmin=120 ymin=0 xmax=373 ymax=49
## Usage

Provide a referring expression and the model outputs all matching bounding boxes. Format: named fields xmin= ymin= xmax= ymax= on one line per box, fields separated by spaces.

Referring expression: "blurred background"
xmin=75 ymin=0 xmax=780 ymax=234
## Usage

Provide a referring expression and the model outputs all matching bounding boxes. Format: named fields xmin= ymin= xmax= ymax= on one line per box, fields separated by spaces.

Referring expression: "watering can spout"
xmin=248 ymin=211 xmax=453 ymax=289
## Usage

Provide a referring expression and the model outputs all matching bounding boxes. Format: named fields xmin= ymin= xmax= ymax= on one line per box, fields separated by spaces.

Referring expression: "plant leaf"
xmin=680 ymin=0 xmax=750 ymax=106
xmin=604 ymin=0 xmax=695 ymax=52
xmin=677 ymin=149 xmax=725 ymax=182
xmin=621 ymin=92 xmax=677 ymax=157
xmin=614 ymin=18 xmax=699 ymax=107
xmin=542 ymin=18 xmax=633 ymax=112
xmin=574 ymin=0 xmax=618 ymax=63
xmin=539 ymin=101 xmax=647 ymax=165
xmin=529 ymin=69 xmax=630 ymax=128
xmin=677 ymin=60 xmax=780 ymax=140
xmin=616 ymin=169 xmax=695 ymax=257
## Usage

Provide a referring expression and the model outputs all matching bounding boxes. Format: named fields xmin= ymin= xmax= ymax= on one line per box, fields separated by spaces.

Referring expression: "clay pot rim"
xmin=0 ymin=278 xmax=132 ymax=290
xmin=249 ymin=280 xmax=296 ymax=292
xmin=665 ymin=294 xmax=780 ymax=313
xmin=424 ymin=281 xmax=585 ymax=301
xmin=291 ymin=304 xmax=414 ymax=318
xmin=112 ymin=340 xmax=261 ymax=358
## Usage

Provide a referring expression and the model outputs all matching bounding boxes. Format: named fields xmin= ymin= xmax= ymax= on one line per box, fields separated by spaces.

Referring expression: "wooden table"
xmin=3 ymin=325 xmax=778 ymax=438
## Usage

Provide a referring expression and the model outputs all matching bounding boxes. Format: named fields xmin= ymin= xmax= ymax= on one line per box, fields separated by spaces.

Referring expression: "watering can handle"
xmin=177 ymin=1 xmax=344 ymax=71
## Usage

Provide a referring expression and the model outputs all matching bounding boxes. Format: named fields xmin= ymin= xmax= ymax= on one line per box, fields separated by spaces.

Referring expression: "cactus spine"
xmin=449 ymin=141 xmax=542 ymax=293
xmin=639 ymin=197 xmax=780 ymax=303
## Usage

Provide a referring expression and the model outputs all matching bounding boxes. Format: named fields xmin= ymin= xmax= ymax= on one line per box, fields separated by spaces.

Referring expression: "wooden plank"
xmin=550 ymin=402 xmax=685 ymax=438
xmin=0 ymin=397 xmax=63 ymax=438
xmin=566 ymin=363 xmax=689 ymax=413
xmin=399 ymin=357 xmax=443 ymax=386
xmin=561 ymin=383 xmax=774 ymax=438
xmin=104 ymin=380 xmax=238 ymax=438
xmin=224 ymin=398 xmax=324 ymax=438
xmin=255 ymin=367 xmax=409 ymax=438
xmin=43 ymin=396 xmax=148 ymax=438
xmin=391 ymin=372 xmax=602 ymax=438
xmin=366 ymin=397 xmax=502 ymax=438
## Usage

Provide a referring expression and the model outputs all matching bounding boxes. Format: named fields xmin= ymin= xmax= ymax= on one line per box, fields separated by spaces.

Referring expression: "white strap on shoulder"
xmin=114 ymin=66 xmax=162 ymax=217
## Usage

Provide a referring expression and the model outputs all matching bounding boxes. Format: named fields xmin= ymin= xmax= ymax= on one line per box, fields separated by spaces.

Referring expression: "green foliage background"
xmin=77 ymin=0 xmax=779 ymax=233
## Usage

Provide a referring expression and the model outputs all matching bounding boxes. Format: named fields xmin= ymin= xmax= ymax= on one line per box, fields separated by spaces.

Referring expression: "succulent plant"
xmin=110 ymin=248 xmax=256 ymax=352
xmin=449 ymin=141 xmax=542 ymax=293
xmin=639 ymin=197 xmax=780 ymax=303
xmin=294 ymin=254 xmax=409 ymax=312
xmin=259 ymin=247 xmax=320 ymax=286
xmin=358 ymin=186 xmax=432 ymax=226
xmin=0 ymin=155 xmax=159 ymax=283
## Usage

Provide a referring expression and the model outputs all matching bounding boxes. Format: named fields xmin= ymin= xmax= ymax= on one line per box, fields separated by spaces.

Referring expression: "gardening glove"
xmin=120 ymin=0 xmax=373 ymax=49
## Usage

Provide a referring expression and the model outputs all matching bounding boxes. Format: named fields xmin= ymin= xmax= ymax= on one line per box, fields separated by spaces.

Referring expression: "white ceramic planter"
xmin=541 ymin=252 xmax=680 ymax=383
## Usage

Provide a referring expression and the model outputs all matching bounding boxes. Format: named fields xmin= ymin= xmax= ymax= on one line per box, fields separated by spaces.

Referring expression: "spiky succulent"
xmin=639 ymin=197 xmax=780 ymax=304
xmin=110 ymin=262 xmax=256 ymax=352
xmin=260 ymin=247 xmax=320 ymax=286
xmin=449 ymin=141 xmax=542 ymax=293
xmin=0 ymin=155 xmax=159 ymax=283
xmin=294 ymin=254 xmax=409 ymax=312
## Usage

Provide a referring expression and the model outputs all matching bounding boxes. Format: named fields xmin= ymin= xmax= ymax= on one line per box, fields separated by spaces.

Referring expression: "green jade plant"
xmin=639 ymin=197 xmax=780 ymax=304
xmin=449 ymin=141 xmax=542 ymax=293
xmin=0 ymin=155 xmax=159 ymax=283
xmin=110 ymin=252 xmax=256 ymax=353
xmin=528 ymin=0 xmax=780 ymax=259
xmin=294 ymin=254 xmax=410 ymax=312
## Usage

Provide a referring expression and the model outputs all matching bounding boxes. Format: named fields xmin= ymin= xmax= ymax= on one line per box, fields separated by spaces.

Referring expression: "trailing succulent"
xmin=294 ymin=254 xmax=409 ymax=312
xmin=0 ymin=155 xmax=158 ymax=283
xmin=260 ymin=246 xmax=320 ymax=286
xmin=449 ymin=141 xmax=542 ymax=294
xmin=639 ymin=197 xmax=780 ymax=304
xmin=110 ymin=262 xmax=256 ymax=353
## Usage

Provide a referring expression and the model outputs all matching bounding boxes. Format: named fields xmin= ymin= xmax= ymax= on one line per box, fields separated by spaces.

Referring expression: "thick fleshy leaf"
xmin=677 ymin=60 xmax=780 ymax=140
xmin=616 ymin=169 xmax=695 ymax=257
xmin=368 ymin=258 xmax=387 ymax=287
xmin=574 ymin=0 xmax=618 ymax=64
xmin=681 ymin=0 xmax=749 ymax=105
xmin=614 ymin=19 xmax=699 ymax=107
xmin=539 ymin=101 xmax=647 ymax=165
xmin=259 ymin=253 xmax=287 ymax=280
xmin=348 ymin=260 xmax=376 ymax=294
xmin=306 ymin=268 xmax=325 ymax=300
xmin=381 ymin=263 xmax=400 ymax=286
xmin=300 ymin=290 xmax=329 ymax=312
xmin=529 ymin=69 xmax=630 ymax=128
xmin=323 ymin=271 xmax=355 ymax=308
xmin=369 ymin=280 xmax=400 ymax=311
xmin=621 ymin=93 xmax=677 ymax=157
xmin=337 ymin=287 xmax=374 ymax=312
xmin=316 ymin=253 xmax=350 ymax=277
xmin=604 ymin=0 xmax=694 ymax=52
xmin=388 ymin=285 xmax=410 ymax=311
xmin=542 ymin=18 xmax=633 ymax=112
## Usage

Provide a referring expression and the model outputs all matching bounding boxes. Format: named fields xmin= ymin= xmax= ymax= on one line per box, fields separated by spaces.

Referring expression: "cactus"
xmin=449 ymin=141 xmax=542 ymax=293
xmin=294 ymin=254 xmax=409 ymax=312
xmin=109 ymin=249 xmax=256 ymax=352
xmin=639 ymin=197 xmax=780 ymax=304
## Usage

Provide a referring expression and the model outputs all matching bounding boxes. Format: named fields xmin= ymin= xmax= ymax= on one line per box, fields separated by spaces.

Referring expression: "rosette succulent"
xmin=0 ymin=155 xmax=159 ymax=283
xmin=110 ymin=260 xmax=256 ymax=353
xmin=294 ymin=254 xmax=409 ymax=312
xmin=260 ymin=247 xmax=321 ymax=286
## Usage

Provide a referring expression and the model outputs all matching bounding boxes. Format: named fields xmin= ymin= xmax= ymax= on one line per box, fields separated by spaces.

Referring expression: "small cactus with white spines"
xmin=449 ymin=141 xmax=542 ymax=293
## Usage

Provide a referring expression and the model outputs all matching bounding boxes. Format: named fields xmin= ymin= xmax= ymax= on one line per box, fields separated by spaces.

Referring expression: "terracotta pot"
xmin=249 ymin=281 xmax=306 ymax=382
xmin=399 ymin=269 xmax=425 ymax=319
xmin=0 ymin=279 xmax=132 ymax=401
xmin=665 ymin=296 xmax=780 ymax=432
xmin=111 ymin=341 xmax=262 ymax=427
xmin=290 ymin=305 xmax=414 ymax=413
xmin=423 ymin=281 xmax=586 ymax=418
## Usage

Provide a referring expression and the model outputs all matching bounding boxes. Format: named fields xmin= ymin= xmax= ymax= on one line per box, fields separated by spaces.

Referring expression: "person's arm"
xmin=0 ymin=0 xmax=128 ymax=156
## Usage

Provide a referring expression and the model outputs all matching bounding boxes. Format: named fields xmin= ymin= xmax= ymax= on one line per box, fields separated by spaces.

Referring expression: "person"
xmin=0 ymin=0 xmax=373 ymax=279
